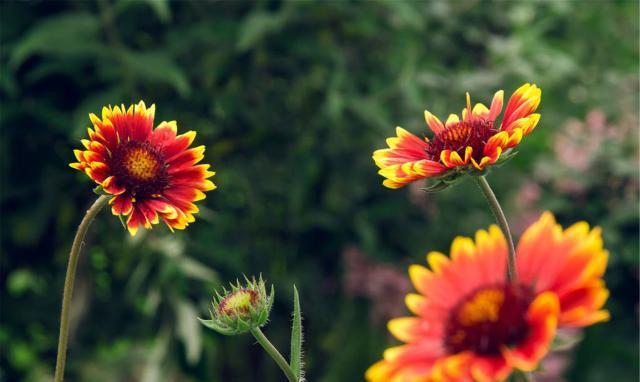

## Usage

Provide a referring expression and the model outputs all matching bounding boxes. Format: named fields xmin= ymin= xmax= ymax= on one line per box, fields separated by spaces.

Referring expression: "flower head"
xmin=199 ymin=276 xmax=274 ymax=335
xmin=366 ymin=212 xmax=608 ymax=382
xmin=70 ymin=101 xmax=216 ymax=235
xmin=373 ymin=84 xmax=541 ymax=189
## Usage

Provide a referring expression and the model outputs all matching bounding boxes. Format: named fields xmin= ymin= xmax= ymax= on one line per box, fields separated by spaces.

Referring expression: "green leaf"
xmin=175 ymin=299 xmax=202 ymax=364
xmin=10 ymin=13 xmax=101 ymax=69
xmin=144 ymin=0 xmax=171 ymax=22
xmin=120 ymin=51 xmax=191 ymax=97
xmin=72 ymin=87 xmax=124 ymax=137
xmin=93 ymin=185 xmax=108 ymax=196
xmin=421 ymin=181 xmax=449 ymax=193
xmin=551 ymin=330 xmax=583 ymax=351
xmin=290 ymin=285 xmax=303 ymax=380
xmin=197 ymin=317 xmax=236 ymax=336
xmin=493 ymin=150 xmax=519 ymax=167
xmin=7 ymin=269 xmax=44 ymax=295
xmin=442 ymin=176 xmax=465 ymax=185
xmin=236 ymin=10 xmax=291 ymax=52
xmin=117 ymin=215 xmax=128 ymax=231
xmin=115 ymin=0 xmax=171 ymax=23
xmin=175 ymin=256 xmax=218 ymax=283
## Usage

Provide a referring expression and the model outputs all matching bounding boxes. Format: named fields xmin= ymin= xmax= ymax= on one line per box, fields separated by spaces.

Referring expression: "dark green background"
xmin=1 ymin=1 xmax=638 ymax=381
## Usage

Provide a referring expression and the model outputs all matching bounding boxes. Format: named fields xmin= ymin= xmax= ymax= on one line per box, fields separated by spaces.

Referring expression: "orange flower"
xmin=366 ymin=212 xmax=608 ymax=382
xmin=70 ymin=101 xmax=216 ymax=235
xmin=373 ymin=84 xmax=541 ymax=189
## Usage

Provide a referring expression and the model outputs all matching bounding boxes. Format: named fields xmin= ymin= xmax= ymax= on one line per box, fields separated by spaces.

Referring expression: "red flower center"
xmin=444 ymin=283 xmax=533 ymax=355
xmin=111 ymin=141 xmax=169 ymax=196
xmin=426 ymin=119 xmax=497 ymax=162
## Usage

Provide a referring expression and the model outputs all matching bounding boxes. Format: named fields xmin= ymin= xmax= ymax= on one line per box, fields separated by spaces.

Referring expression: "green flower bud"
xmin=199 ymin=275 xmax=274 ymax=335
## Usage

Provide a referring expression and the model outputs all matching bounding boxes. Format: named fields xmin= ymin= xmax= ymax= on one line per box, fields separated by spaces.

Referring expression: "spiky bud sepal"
xmin=198 ymin=275 xmax=274 ymax=336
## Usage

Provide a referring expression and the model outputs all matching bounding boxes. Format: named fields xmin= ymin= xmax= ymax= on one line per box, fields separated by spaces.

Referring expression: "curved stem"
xmin=54 ymin=195 xmax=110 ymax=382
xmin=250 ymin=327 xmax=298 ymax=382
xmin=474 ymin=176 xmax=518 ymax=282
xmin=511 ymin=371 xmax=534 ymax=381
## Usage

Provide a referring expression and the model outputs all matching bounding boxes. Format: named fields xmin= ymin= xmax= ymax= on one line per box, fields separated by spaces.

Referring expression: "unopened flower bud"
xmin=199 ymin=275 xmax=274 ymax=335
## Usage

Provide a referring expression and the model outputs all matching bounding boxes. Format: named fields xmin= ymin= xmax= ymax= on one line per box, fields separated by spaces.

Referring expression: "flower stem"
xmin=512 ymin=371 xmax=534 ymax=381
xmin=250 ymin=327 xmax=298 ymax=382
xmin=54 ymin=195 xmax=110 ymax=382
xmin=474 ymin=176 xmax=518 ymax=282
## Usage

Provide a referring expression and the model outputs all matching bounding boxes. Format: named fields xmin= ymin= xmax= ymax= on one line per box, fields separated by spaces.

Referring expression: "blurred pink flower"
xmin=342 ymin=246 xmax=410 ymax=323
xmin=511 ymin=181 xmax=542 ymax=235
xmin=553 ymin=110 xmax=606 ymax=172
xmin=511 ymin=211 xmax=541 ymax=236
xmin=533 ymin=328 xmax=582 ymax=382
xmin=541 ymin=106 xmax=639 ymax=197
xmin=554 ymin=178 xmax=586 ymax=195
xmin=515 ymin=180 xmax=541 ymax=209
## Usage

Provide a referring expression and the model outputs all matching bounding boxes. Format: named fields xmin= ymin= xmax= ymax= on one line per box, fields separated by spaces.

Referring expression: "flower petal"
xmin=501 ymin=83 xmax=541 ymax=130
xmin=488 ymin=90 xmax=504 ymax=121
xmin=110 ymin=194 xmax=134 ymax=215
xmin=501 ymin=292 xmax=559 ymax=371
xmin=424 ymin=110 xmax=445 ymax=134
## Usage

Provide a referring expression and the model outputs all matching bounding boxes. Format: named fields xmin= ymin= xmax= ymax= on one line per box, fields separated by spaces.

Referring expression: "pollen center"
xmin=124 ymin=147 xmax=159 ymax=181
xmin=111 ymin=141 xmax=169 ymax=196
xmin=444 ymin=284 xmax=533 ymax=355
xmin=458 ymin=288 xmax=504 ymax=326
xmin=426 ymin=119 xmax=497 ymax=162
xmin=219 ymin=289 xmax=259 ymax=318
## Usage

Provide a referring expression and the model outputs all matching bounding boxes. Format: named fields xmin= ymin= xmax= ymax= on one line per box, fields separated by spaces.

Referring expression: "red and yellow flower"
xmin=373 ymin=84 xmax=541 ymax=189
xmin=366 ymin=212 xmax=609 ymax=382
xmin=70 ymin=101 xmax=216 ymax=235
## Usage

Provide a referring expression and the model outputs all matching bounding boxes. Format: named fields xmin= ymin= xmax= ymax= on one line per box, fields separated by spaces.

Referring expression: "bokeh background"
xmin=1 ymin=1 xmax=638 ymax=381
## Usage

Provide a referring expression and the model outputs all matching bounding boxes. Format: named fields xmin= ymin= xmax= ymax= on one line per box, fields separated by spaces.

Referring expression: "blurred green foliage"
xmin=0 ymin=1 xmax=638 ymax=381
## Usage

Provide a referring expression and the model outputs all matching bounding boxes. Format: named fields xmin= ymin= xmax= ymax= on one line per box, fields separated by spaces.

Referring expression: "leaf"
xmin=10 ymin=13 xmax=101 ymax=69
xmin=117 ymin=214 xmax=128 ymax=231
xmin=197 ymin=317 xmax=236 ymax=336
xmin=551 ymin=330 xmax=583 ymax=351
xmin=493 ymin=150 xmax=519 ymax=167
xmin=442 ymin=175 xmax=466 ymax=185
xmin=141 ymin=327 xmax=171 ymax=382
xmin=143 ymin=0 xmax=171 ymax=22
xmin=290 ymin=285 xmax=303 ymax=380
xmin=115 ymin=0 xmax=171 ymax=23
xmin=7 ymin=269 xmax=45 ymax=295
xmin=72 ymin=87 xmax=124 ymax=137
xmin=121 ymin=51 xmax=191 ymax=97
xmin=175 ymin=299 xmax=202 ymax=364
xmin=236 ymin=9 xmax=291 ymax=52
xmin=421 ymin=181 xmax=449 ymax=193
xmin=175 ymin=256 xmax=218 ymax=283
xmin=93 ymin=185 xmax=108 ymax=196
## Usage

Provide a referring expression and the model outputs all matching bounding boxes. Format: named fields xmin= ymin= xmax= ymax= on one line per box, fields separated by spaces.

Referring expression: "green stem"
xmin=511 ymin=371 xmax=534 ymax=381
xmin=250 ymin=327 xmax=298 ymax=382
xmin=474 ymin=176 xmax=518 ymax=282
xmin=54 ymin=195 xmax=110 ymax=382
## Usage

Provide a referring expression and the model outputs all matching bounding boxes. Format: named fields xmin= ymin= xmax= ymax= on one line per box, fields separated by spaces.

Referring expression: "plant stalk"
xmin=474 ymin=176 xmax=518 ymax=282
xmin=511 ymin=371 xmax=534 ymax=381
xmin=54 ymin=195 xmax=110 ymax=382
xmin=250 ymin=327 xmax=298 ymax=382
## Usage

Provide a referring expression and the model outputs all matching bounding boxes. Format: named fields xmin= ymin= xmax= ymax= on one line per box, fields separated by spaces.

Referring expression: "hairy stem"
xmin=54 ymin=195 xmax=110 ymax=382
xmin=250 ymin=327 xmax=298 ymax=382
xmin=474 ymin=176 xmax=518 ymax=282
